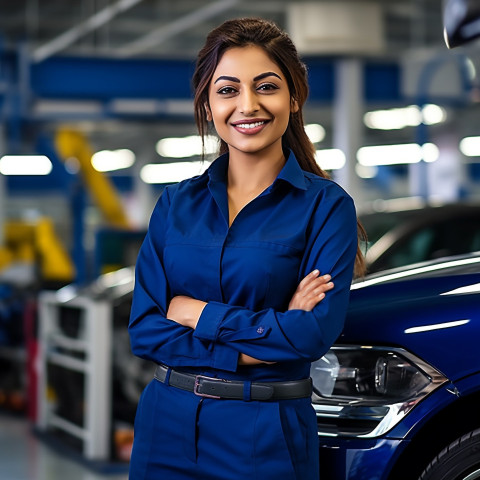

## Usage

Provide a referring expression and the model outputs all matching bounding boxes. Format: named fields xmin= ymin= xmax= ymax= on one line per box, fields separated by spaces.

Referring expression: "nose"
xmin=239 ymin=88 xmax=259 ymax=115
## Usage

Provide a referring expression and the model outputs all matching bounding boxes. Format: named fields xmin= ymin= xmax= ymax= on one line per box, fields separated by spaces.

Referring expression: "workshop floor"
xmin=0 ymin=414 xmax=129 ymax=480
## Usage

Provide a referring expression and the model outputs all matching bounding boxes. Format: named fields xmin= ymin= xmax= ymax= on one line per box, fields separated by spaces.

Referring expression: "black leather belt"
xmin=154 ymin=364 xmax=312 ymax=401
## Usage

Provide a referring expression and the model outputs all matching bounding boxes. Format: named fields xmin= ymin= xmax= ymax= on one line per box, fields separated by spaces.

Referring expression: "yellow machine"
xmin=0 ymin=128 xmax=133 ymax=284
xmin=1 ymin=217 xmax=75 ymax=284
xmin=55 ymin=129 xmax=130 ymax=229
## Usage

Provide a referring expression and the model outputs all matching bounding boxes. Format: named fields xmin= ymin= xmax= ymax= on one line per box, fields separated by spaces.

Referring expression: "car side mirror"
xmin=444 ymin=0 xmax=480 ymax=48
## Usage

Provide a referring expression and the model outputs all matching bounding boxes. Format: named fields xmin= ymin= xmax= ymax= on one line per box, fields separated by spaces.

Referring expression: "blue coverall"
xmin=128 ymin=151 xmax=358 ymax=479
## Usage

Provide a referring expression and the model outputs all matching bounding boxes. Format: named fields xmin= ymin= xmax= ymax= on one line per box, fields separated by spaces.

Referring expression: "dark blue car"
xmin=312 ymin=252 xmax=480 ymax=480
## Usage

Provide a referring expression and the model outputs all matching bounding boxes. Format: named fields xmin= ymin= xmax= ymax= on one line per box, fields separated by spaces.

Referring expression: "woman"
xmin=128 ymin=17 xmax=365 ymax=480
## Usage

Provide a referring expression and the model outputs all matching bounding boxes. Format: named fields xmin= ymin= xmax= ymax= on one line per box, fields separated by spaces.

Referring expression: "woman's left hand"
xmin=167 ymin=295 xmax=207 ymax=329
xmin=288 ymin=270 xmax=333 ymax=311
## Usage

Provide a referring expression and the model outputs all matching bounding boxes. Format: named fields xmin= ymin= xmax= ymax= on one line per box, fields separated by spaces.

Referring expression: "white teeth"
xmin=236 ymin=121 xmax=265 ymax=129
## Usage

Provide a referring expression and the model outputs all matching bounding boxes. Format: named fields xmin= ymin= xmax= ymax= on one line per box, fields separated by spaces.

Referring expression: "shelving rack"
xmin=36 ymin=290 xmax=112 ymax=460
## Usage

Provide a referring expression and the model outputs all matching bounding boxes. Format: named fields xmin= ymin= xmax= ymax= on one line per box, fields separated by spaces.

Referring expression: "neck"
xmin=227 ymin=147 xmax=286 ymax=193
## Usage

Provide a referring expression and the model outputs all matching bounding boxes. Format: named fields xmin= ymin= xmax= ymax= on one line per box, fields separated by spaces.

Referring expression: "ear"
xmin=204 ymin=103 xmax=212 ymax=121
xmin=290 ymin=97 xmax=299 ymax=114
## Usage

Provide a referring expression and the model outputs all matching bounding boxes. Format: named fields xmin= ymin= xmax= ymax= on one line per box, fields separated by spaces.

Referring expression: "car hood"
xmin=339 ymin=272 xmax=480 ymax=382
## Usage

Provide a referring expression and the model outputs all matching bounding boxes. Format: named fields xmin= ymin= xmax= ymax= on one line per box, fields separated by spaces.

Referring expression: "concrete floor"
xmin=0 ymin=414 xmax=129 ymax=480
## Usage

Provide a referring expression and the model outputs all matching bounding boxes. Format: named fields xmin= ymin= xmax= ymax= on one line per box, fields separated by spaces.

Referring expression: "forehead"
xmin=212 ymin=46 xmax=282 ymax=78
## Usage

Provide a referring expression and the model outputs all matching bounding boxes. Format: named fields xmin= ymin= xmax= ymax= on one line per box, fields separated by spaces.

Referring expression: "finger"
xmin=311 ymin=281 xmax=334 ymax=296
xmin=289 ymin=274 xmax=333 ymax=311
xmin=302 ymin=283 xmax=334 ymax=310
xmin=297 ymin=269 xmax=320 ymax=290
xmin=300 ymin=274 xmax=332 ymax=296
xmin=303 ymin=284 xmax=333 ymax=306
xmin=303 ymin=292 xmax=325 ymax=311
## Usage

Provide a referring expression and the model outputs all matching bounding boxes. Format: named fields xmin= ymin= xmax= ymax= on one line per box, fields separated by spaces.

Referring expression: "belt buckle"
xmin=194 ymin=375 xmax=224 ymax=399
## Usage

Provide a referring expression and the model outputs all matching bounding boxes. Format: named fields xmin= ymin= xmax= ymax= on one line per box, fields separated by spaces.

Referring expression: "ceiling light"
xmin=364 ymin=104 xmax=446 ymax=130
xmin=422 ymin=104 xmax=446 ymax=124
xmin=356 ymin=164 xmax=378 ymax=178
xmin=91 ymin=149 xmax=135 ymax=172
xmin=357 ymin=143 xmax=439 ymax=166
xmin=315 ymin=149 xmax=346 ymax=170
xmin=0 ymin=155 xmax=53 ymax=175
xmin=459 ymin=136 xmax=480 ymax=156
xmin=156 ymin=135 xmax=218 ymax=158
xmin=305 ymin=124 xmax=326 ymax=143
xmin=140 ymin=160 xmax=212 ymax=184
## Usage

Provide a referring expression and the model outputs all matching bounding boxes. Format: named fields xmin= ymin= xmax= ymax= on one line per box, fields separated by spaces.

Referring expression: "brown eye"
xmin=217 ymin=86 xmax=237 ymax=95
xmin=257 ymin=83 xmax=279 ymax=92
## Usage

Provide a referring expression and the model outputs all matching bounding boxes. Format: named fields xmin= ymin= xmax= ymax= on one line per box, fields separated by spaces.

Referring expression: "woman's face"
xmin=207 ymin=45 xmax=297 ymax=158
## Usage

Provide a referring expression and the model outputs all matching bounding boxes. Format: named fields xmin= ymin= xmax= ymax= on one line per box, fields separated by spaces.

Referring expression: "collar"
xmin=208 ymin=150 xmax=307 ymax=191
xmin=208 ymin=152 xmax=229 ymax=184
xmin=276 ymin=150 xmax=308 ymax=190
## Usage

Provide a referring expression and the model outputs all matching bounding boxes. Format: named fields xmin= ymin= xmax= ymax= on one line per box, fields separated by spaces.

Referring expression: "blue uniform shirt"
xmin=129 ymin=150 xmax=358 ymax=383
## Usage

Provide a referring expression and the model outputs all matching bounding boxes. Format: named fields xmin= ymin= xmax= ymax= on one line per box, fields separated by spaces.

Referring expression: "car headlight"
xmin=311 ymin=345 xmax=447 ymax=438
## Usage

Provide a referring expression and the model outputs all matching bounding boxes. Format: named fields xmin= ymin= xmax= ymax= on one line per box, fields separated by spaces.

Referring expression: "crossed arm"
xmin=166 ymin=269 xmax=334 ymax=365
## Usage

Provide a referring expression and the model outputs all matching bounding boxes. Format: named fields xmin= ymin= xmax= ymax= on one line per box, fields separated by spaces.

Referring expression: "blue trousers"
xmin=129 ymin=378 xmax=319 ymax=479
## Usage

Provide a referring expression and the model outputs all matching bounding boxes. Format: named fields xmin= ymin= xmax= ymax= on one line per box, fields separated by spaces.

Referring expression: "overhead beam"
xmin=32 ymin=0 xmax=145 ymax=63
xmin=116 ymin=0 xmax=240 ymax=58
xmin=28 ymin=55 xmax=401 ymax=104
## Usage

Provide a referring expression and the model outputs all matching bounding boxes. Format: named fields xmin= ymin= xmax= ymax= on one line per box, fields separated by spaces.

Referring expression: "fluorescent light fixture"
xmin=422 ymin=104 xmax=446 ymax=124
xmin=156 ymin=135 xmax=218 ymax=158
xmin=355 ymin=164 xmax=378 ymax=178
xmin=91 ymin=149 xmax=136 ymax=172
xmin=366 ymin=196 xmax=428 ymax=213
xmin=357 ymin=143 xmax=439 ymax=166
xmin=364 ymin=104 xmax=446 ymax=130
xmin=140 ymin=160 xmax=212 ymax=184
xmin=0 ymin=155 xmax=53 ymax=175
xmin=404 ymin=319 xmax=470 ymax=334
xmin=315 ymin=149 xmax=346 ymax=170
xmin=459 ymin=136 xmax=480 ymax=157
xmin=305 ymin=124 xmax=325 ymax=143
xmin=34 ymin=100 xmax=103 ymax=116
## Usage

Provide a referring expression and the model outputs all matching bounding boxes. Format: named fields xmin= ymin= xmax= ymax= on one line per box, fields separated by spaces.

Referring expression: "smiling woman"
xmin=204 ymin=45 xmax=298 ymax=224
xmin=206 ymin=46 xmax=295 ymax=164
xmin=128 ymin=17 xmax=365 ymax=480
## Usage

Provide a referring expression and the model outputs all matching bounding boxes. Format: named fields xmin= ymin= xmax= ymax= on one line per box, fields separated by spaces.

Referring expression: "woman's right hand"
xmin=288 ymin=270 xmax=334 ymax=311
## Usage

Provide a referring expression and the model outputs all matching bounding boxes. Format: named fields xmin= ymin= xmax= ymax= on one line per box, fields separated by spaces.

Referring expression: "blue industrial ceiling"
xmin=26 ymin=54 xmax=401 ymax=104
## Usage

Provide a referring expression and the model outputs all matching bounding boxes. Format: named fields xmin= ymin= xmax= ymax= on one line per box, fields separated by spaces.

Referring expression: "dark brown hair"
xmin=192 ymin=18 xmax=366 ymax=277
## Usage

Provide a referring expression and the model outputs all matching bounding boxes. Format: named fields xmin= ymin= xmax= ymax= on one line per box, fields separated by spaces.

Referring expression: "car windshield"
xmin=360 ymin=203 xmax=480 ymax=273
xmin=360 ymin=210 xmax=420 ymax=248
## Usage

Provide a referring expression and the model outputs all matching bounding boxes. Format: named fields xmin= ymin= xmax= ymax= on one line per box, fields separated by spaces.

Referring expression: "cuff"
xmin=193 ymin=301 xmax=230 ymax=342
xmin=212 ymin=343 xmax=239 ymax=372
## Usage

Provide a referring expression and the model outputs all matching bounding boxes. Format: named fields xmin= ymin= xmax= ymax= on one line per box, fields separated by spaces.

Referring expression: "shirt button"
xmin=256 ymin=326 xmax=265 ymax=334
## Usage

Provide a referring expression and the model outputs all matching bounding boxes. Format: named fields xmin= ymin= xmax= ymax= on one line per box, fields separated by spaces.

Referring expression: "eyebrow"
xmin=213 ymin=71 xmax=282 ymax=84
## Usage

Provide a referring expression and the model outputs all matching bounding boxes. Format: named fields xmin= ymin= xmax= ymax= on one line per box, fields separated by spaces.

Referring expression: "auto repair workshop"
xmin=0 ymin=1 xmax=479 ymax=480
